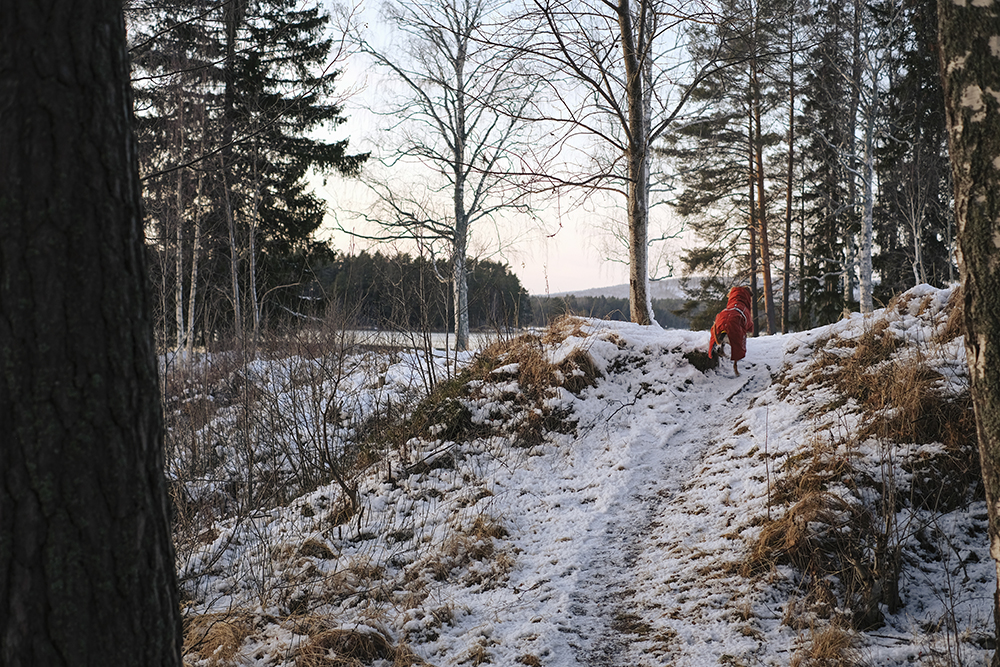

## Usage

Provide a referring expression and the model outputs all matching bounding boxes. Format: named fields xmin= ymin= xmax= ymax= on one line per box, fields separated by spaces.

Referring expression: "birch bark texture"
xmin=0 ymin=1 xmax=182 ymax=665
xmin=937 ymin=1 xmax=1000 ymax=663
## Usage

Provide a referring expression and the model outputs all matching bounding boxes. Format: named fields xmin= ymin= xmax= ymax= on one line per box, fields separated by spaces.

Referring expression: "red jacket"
xmin=709 ymin=286 xmax=752 ymax=362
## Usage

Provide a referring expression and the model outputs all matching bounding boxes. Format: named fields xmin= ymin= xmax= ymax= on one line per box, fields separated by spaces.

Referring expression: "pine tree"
xmin=664 ymin=0 xmax=788 ymax=332
xmin=130 ymin=0 xmax=367 ymax=344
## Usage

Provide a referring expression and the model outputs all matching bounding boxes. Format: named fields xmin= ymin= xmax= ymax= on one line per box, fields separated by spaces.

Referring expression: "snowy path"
xmin=565 ymin=350 xmax=773 ymax=666
xmin=487 ymin=329 xmax=785 ymax=666
xmin=174 ymin=286 xmax=995 ymax=667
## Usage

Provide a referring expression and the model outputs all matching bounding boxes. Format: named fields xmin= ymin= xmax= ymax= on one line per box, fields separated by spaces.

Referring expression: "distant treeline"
xmin=307 ymin=253 xmax=697 ymax=332
xmin=307 ymin=251 xmax=533 ymax=331
xmin=530 ymin=294 xmax=692 ymax=329
xmin=300 ymin=252 xmax=704 ymax=331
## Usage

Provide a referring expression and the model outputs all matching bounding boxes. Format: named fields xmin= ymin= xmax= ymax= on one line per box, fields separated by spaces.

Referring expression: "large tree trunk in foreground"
xmin=938 ymin=2 xmax=1000 ymax=665
xmin=0 ymin=1 xmax=183 ymax=665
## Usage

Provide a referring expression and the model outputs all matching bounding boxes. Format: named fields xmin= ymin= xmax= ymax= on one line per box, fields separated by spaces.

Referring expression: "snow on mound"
xmin=173 ymin=286 xmax=991 ymax=667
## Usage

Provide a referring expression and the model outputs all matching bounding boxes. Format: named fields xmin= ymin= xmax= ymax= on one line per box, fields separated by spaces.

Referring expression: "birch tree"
xmin=938 ymin=2 xmax=1000 ymax=663
xmin=348 ymin=0 xmax=537 ymax=351
xmin=516 ymin=0 xmax=717 ymax=325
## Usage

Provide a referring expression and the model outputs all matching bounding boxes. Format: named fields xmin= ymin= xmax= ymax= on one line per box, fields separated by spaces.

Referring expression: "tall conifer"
xmin=130 ymin=0 xmax=366 ymax=342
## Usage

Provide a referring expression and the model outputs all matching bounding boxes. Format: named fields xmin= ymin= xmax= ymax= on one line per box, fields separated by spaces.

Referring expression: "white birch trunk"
xmin=860 ymin=100 xmax=875 ymax=314
xmin=223 ymin=168 xmax=242 ymax=335
xmin=175 ymin=171 xmax=185 ymax=352
xmin=453 ymin=250 xmax=469 ymax=352
xmin=249 ymin=193 xmax=259 ymax=341
xmin=620 ymin=0 xmax=654 ymax=325
xmin=912 ymin=215 xmax=925 ymax=285
xmin=185 ymin=174 xmax=203 ymax=359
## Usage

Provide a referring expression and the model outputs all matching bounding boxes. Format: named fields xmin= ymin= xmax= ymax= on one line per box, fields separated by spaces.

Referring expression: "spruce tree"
xmin=875 ymin=0 xmax=953 ymax=295
xmin=798 ymin=0 xmax=858 ymax=325
xmin=130 ymin=0 xmax=367 ymax=343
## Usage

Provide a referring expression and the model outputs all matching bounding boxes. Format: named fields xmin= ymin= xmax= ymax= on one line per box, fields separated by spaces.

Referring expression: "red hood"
xmin=727 ymin=286 xmax=752 ymax=312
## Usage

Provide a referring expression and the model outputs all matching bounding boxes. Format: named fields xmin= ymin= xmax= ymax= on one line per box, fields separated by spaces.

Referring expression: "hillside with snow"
xmin=169 ymin=284 xmax=988 ymax=667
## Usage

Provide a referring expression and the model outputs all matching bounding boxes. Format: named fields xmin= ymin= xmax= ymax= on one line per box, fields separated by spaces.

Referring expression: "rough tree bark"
xmin=0 ymin=1 xmax=183 ymax=665
xmin=750 ymin=8 xmax=777 ymax=335
xmin=938 ymin=1 xmax=1000 ymax=664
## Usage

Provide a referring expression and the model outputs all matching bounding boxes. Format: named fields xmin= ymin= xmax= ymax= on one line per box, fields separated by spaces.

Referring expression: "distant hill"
xmin=539 ymin=276 xmax=702 ymax=300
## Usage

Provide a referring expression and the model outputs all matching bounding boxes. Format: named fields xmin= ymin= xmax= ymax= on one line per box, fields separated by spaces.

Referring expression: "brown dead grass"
xmin=747 ymin=288 xmax=976 ymax=636
xmin=935 ymin=285 xmax=964 ymax=343
xmin=742 ymin=492 xmax=861 ymax=577
xmin=405 ymin=514 xmax=512 ymax=590
xmin=295 ymin=624 xmax=426 ymax=667
xmin=790 ymin=626 xmax=857 ymax=667
xmin=183 ymin=612 xmax=254 ymax=666
xmin=540 ymin=314 xmax=588 ymax=345
xmin=396 ymin=326 xmax=600 ymax=453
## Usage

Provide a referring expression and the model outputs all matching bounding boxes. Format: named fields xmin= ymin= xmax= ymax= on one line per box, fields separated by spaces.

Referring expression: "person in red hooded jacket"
xmin=708 ymin=286 xmax=753 ymax=376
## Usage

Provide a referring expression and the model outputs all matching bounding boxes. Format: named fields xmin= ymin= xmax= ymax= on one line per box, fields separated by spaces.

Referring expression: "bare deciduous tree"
xmin=514 ymin=0 xmax=718 ymax=325
xmin=344 ymin=0 xmax=538 ymax=351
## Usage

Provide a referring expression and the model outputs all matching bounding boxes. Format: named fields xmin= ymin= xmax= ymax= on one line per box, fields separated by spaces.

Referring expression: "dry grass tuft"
xmin=295 ymin=624 xmax=426 ymax=667
xmin=935 ymin=285 xmax=964 ymax=343
xmin=743 ymin=492 xmax=859 ymax=577
xmin=790 ymin=626 xmax=857 ymax=667
xmin=468 ymin=514 xmax=509 ymax=540
xmin=298 ymin=538 xmax=336 ymax=560
xmin=183 ymin=612 xmax=254 ymax=666
xmin=540 ymin=314 xmax=588 ymax=345
xmin=405 ymin=514 xmax=512 ymax=590
xmin=397 ymin=327 xmax=599 ymax=452
xmin=558 ymin=347 xmax=601 ymax=394
xmin=770 ymin=442 xmax=855 ymax=507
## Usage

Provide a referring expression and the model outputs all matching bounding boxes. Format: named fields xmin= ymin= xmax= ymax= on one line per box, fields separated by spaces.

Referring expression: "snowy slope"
xmin=174 ymin=284 xmax=990 ymax=667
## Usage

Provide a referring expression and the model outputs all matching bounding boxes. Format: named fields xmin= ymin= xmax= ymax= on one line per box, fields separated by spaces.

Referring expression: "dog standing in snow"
xmin=708 ymin=286 xmax=753 ymax=376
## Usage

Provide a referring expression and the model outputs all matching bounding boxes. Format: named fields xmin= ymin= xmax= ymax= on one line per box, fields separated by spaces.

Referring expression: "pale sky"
xmin=316 ymin=173 xmax=637 ymax=296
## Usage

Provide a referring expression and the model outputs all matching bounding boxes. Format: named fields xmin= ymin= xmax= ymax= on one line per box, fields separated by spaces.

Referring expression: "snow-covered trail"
xmin=483 ymin=327 xmax=788 ymax=666
xmin=173 ymin=287 xmax=995 ymax=667
xmin=568 ymin=336 xmax=781 ymax=666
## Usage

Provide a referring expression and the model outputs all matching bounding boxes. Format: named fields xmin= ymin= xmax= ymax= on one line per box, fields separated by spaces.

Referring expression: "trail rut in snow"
xmin=570 ymin=354 xmax=774 ymax=667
